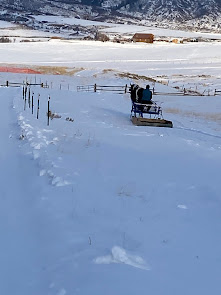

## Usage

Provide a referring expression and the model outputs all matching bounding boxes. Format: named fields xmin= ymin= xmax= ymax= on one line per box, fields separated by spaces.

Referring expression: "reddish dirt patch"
xmin=0 ymin=66 xmax=41 ymax=74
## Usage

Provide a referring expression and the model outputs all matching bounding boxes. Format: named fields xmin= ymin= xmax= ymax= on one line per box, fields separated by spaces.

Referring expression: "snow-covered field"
xmin=0 ymin=21 xmax=221 ymax=295
xmin=0 ymin=20 xmax=16 ymax=28
xmin=1 ymin=67 xmax=221 ymax=295
xmin=32 ymin=15 xmax=221 ymax=40
xmin=0 ymin=37 xmax=221 ymax=93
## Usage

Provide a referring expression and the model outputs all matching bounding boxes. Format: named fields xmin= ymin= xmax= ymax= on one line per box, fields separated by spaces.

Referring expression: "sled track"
xmin=175 ymin=126 xmax=221 ymax=140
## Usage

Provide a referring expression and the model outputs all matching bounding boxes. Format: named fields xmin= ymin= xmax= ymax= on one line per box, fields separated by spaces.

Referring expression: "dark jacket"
xmin=142 ymin=89 xmax=152 ymax=102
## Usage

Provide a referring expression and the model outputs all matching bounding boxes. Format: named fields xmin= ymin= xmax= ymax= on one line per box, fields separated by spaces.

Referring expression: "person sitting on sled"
xmin=141 ymin=85 xmax=153 ymax=111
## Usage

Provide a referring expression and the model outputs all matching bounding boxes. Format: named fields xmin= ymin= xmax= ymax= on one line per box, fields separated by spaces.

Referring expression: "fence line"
xmin=77 ymin=84 xmax=128 ymax=94
xmin=153 ymin=91 xmax=201 ymax=96
xmin=0 ymin=80 xmax=49 ymax=88
xmin=214 ymin=89 xmax=221 ymax=96
xmin=77 ymin=84 xmax=221 ymax=97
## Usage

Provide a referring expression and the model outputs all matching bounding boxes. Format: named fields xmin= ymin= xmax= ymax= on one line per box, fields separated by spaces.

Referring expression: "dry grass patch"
xmin=165 ymin=108 xmax=221 ymax=123
xmin=34 ymin=66 xmax=84 ymax=75
xmin=117 ymin=71 xmax=156 ymax=82
xmin=93 ymin=69 xmax=114 ymax=78
xmin=47 ymin=111 xmax=61 ymax=120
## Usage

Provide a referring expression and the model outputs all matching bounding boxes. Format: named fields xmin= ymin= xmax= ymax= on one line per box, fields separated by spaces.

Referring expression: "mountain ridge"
xmin=0 ymin=0 xmax=220 ymax=32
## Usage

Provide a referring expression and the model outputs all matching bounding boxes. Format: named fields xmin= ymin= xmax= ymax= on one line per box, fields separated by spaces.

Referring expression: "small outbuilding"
xmin=132 ymin=33 xmax=154 ymax=43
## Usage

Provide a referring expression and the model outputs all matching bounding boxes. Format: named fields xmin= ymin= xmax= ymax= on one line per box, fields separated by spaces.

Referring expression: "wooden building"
xmin=132 ymin=33 xmax=154 ymax=43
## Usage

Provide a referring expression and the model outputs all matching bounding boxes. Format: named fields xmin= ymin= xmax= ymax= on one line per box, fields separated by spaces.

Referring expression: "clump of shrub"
xmin=0 ymin=37 xmax=11 ymax=43
xmin=66 ymin=117 xmax=74 ymax=122
xmin=47 ymin=111 xmax=61 ymax=120
xmin=94 ymin=32 xmax=109 ymax=42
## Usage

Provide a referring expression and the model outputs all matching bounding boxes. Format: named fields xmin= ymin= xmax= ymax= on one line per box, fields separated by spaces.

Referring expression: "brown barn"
xmin=132 ymin=33 xmax=154 ymax=43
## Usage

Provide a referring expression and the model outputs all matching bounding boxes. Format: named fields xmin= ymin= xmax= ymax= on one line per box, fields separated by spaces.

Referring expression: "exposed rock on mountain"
xmin=0 ymin=0 xmax=220 ymax=31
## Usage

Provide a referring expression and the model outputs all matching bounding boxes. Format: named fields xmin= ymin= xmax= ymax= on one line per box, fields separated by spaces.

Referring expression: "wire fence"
xmin=0 ymin=80 xmax=49 ymax=88
xmin=153 ymin=88 xmax=221 ymax=96
xmin=77 ymin=84 xmax=128 ymax=94
xmin=214 ymin=89 xmax=221 ymax=96
xmin=77 ymin=84 xmax=221 ymax=97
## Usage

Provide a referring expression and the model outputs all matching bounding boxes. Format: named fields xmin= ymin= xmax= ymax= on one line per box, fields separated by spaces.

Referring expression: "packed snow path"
xmin=1 ymin=81 xmax=221 ymax=295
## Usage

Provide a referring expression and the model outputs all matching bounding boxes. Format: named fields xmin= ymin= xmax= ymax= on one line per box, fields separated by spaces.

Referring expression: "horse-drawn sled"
xmin=129 ymin=84 xmax=173 ymax=128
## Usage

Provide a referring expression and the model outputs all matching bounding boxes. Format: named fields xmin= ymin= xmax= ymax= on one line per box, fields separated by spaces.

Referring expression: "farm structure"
xmin=132 ymin=33 xmax=154 ymax=43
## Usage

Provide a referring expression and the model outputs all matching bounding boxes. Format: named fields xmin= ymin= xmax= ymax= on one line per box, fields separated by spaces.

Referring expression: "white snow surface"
xmin=0 ymin=38 xmax=221 ymax=93
xmin=0 ymin=20 xmax=16 ymax=28
xmin=0 ymin=39 xmax=221 ymax=294
xmin=2 ymin=17 xmax=221 ymax=40
xmin=32 ymin=15 xmax=221 ymax=39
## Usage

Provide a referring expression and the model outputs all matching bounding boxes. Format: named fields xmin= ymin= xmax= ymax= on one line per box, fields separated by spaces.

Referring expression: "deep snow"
xmin=0 ymin=67 xmax=221 ymax=294
xmin=0 ymin=20 xmax=221 ymax=294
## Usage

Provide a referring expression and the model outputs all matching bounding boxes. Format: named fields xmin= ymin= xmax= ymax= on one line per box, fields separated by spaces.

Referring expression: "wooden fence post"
xmin=184 ymin=88 xmax=186 ymax=95
xmin=94 ymin=83 xmax=97 ymax=92
xmin=6 ymin=81 xmax=9 ymax=87
xmin=125 ymin=84 xmax=127 ymax=93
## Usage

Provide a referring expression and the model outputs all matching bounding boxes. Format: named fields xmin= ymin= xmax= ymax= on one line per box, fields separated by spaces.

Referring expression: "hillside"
xmin=0 ymin=0 xmax=221 ymax=32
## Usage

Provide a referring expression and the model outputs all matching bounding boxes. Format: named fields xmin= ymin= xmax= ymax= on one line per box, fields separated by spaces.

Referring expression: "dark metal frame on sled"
xmin=130 ymin=101 xmax=163 ymax=119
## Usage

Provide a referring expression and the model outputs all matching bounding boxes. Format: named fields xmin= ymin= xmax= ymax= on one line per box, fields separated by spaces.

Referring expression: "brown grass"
xmin=165 ymin=108 xmax=221 ymax=122
xmin=116 ymin=71 xmax=156 ymax=82
xmin=47 ymin=111 xmax=61 ymax=120
xmin=33 ymin=66 xmax=84 ymax=75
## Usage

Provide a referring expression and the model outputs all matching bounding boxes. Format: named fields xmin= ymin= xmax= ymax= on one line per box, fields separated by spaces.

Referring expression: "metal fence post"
xmin=37 ymin=94 xmax=40 ymax=119
xmin=47 ymin=96 xmax=50 ymax=126
xmin=32 ymin=93 xmax=34 ymax=114
xmin=28 ymin=87 xmax=31 ymax=108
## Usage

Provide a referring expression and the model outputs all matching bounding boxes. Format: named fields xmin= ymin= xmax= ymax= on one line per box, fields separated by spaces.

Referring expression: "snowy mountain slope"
xmin=0 ymin=0 xmax=221 ymax=32
xmin=115 ymin=0 xmax=221 ymax=21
